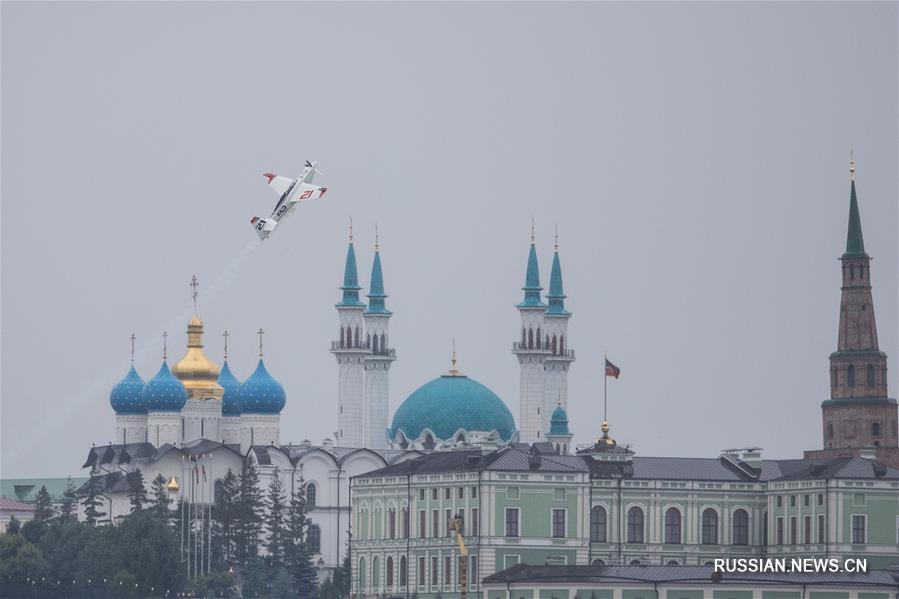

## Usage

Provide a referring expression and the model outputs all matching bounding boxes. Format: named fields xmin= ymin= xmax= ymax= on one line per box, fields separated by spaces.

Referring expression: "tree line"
xmin=0 ymin=458 xmax=349 ymax=598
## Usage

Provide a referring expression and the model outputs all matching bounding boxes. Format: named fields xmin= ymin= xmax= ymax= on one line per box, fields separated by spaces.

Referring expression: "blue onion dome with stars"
xmin=390 ymin=355 xmax=516 ymax=442
xmin=549 ymin=404 xmax=570 ymax=436
xmin=237 ymin=359 xmax=286 ymax=414
xmin=218 ymin=360 xmax=242 ymax=416
xmin=141 ymin=362 xmax=188 ymax=412
xmin=110 ymin=365 xmax=146 ymax=414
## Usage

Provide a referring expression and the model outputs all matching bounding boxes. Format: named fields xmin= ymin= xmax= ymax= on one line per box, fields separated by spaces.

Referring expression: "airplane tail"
xmin=250 ymin=216 xmax=277 ymax=240
xmin=302 ymin=160 xmax=322 ymax=183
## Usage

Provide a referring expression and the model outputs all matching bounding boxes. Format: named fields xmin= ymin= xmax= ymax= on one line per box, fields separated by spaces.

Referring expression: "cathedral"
xmin=81 ymin=160 xmax=897 ymax=586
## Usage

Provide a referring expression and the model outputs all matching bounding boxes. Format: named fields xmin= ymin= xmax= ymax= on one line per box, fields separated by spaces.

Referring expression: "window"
xmin=552 ymin=509 xmax=566 ymax=538
xmin=732 ymin=509 xmax=749 ymax=546
xmin=804 ymin=515 xmax=811 ymax=544
xmin=790 ymin=495 xmax=796 ymax=508
xmin=432 ymin=488 xmax=438 ymax=500
xmin=401 ymin=507 xmax=409 ymax=538
xmin=776 ymin=517 xmax=784 ymax=545
xmin=419 ymin=510 xmax=426 ymax=538
xmin=388 ymin=508 xmax=396 ymax=539
xmin=592 ymin=559 xmax=606 ymax=566
xmin=660 ymin=507 xmax=679 ymax=544
xmin=430 ymin=556 xmax=438 ymax=588
xmin=419 ymin=488 xmax=425 ymax=501
xmin=827 ymin=422 xmax=834 ymax=439
xmin=359 ymin=557 xmax=366 ymax=589
xmin=789 ymin=516 xmax=797 ymax=545
xmin=873 ymin=422 xmax=881 ymax=437
xmin=848 ymin=365 xmax=856 ymax=387
xmin=306 ymin=482 xmax=317 ymax=507
xmin=803 ymin=494 xmax=810 ymax=507
xmin=418 ymin=557 xmax=426 ymax=587
xmin=817 ymin=493 xmax=824 ymax=506
xmin=308 ymin=524 xmax=321 ymax=553
xmin=590 ymin=505 xmax=607 ymax=542
xmin=701 ymin=509 xmax=718 ymax=545
xmin=458 ymin=487 xmax=464 ymax=499
xmin=817 ymin=514 xmax=825 ymax=543
xmin=505 ymin=507 xmax=519 ymax=537
xmin=470 ymin=555 xmax=478 ymax=587
xmin=852 ymin=515 xmax=866 ymax=544
xmin=432 ymin=509 xmax=439 ymax=538
xmin=470 ymin=507 xmax=479 ymax=536
xmin=443 ymin=555 xmax=451 ymax=587
xmin=445 ymin=487 xmax=451 ymax=500
xmin=776 ymin=496 xmax=782 ymax=508
xmin=399 ymin=556 xmax=407 ymax=586
xmin=471 ymin=486 xmax=478 ymax=499
xmin=372 ymin=556 xmax=380 ymax=588
xmin=867 ymin=364 xmax=876 ymax=387
xmin=762 ymin=511 xmax=768 ymax=546
xmin=386 ymin=556 xmax=394 ymax=587
xmin=445 ymin=509 xmax=452 ymax=537
xmin=627 ymin=506 xmax=644 ymax=543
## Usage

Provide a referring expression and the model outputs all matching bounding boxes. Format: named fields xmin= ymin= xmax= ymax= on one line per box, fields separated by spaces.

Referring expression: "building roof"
xmin=0 ymin=497 xmax=36 ymax=512
xmin=336 ymin=242 xmax=365 ymax=307
xmin=389 ymin=373 xmax=517 ymax=442
xmin=517 ymin=242 xmax=546 ymax=308
xmin=545 ymin=250 xmax=570 ymax=316
xmin=217 ymin=360 xmax=242 ymax=416
xmin=483 ymin=564 xmax=899 ymax=588
xmin=365 ymin=249 xmax=391 ymax=315
xmin=844 ymin=179 xmax=866 ymax=257
xmin=141 ymin=361 xmax=188 ymax=412
xmin=0 ymin=478 xmax=89 ymax=502
xmin=109 ymin=365 xmax=146 ymax=415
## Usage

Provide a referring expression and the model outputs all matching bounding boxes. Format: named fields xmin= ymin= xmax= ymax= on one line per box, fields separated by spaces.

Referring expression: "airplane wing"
xmin=287 ymin=183 xmax=328 ymax=204
xmin=262 ymin=173 xmax=295 ymax=197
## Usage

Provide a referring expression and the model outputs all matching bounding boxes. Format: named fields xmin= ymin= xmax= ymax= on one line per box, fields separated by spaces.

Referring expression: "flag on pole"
xmin=605 ymin=358 xmax=620 ymax=379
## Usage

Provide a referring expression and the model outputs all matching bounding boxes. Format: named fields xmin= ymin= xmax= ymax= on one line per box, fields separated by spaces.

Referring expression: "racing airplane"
xmin=251 ymin=161 xmax=328 ymax=240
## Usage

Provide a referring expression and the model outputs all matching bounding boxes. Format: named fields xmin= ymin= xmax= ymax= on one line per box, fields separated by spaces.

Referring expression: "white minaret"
xmin=363 ymin=231 xmax=396 ymax=449
xmin=512 ymin=224 xmax=549 ymax=443
xmin=543 ymin=230 xmax=575 ymax=424
xmin=331 ymin=223 xmax=368 ymax=448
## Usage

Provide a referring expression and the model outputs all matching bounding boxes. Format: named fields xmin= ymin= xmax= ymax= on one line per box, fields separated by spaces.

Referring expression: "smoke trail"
xmin=6 ymin=239 xmax=264 ymax=468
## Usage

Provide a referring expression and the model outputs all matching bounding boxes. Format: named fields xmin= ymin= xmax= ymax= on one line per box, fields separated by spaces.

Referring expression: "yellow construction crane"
xmin=450 ymin=513 xmax=468 ymax=599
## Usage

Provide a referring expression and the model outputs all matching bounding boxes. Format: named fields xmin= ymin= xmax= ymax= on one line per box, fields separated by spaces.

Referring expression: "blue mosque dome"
xmin=141 ymin=361 xmax=188 ymax=412
xmin=218 ymin=360 xmax=242 ymax=416
xmin=390 ymin=369 xmax=516 ymax=442
xmin=549 ymin=404 xmax=570 ymax=436
xmin=110 ymin=365 xmax=146 ymax=414
xmin=237 ymin=359 xmax=286 ymax=414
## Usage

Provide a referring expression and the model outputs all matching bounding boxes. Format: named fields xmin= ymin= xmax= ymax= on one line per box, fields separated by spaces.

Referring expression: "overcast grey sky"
xmin=2 ymin=2 xmax=896 ymax=478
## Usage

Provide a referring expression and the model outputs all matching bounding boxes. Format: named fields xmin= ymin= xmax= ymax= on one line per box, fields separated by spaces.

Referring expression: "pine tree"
xmin=213 ymin=468 xmax=240 ymax=566
xmin=127 ymin=469 xmax=149 ymax=513
xmin=57 ymin=477 xmax=78 ymax=522
xmin=6 ymin=515 xmax=21 ymax=534
xmin=285 ymin=478 xmax=317 ymax=598
xmin=265 ymin=467 xmax=288 ymax=571
xmin=150 ymin=473 xmax=172 ymax=516
xmin=235 ymin=457 xmax=263 ymax=568
xmin=33 ymin=486 xmax=54 ymax=522
xmin=81 ymin=476 xmax=106 ymax=526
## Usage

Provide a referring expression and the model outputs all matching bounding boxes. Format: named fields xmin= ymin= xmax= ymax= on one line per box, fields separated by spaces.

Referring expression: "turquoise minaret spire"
xmin=546 ymin=235 xmax=570 ymax=316
xmin=517 ymin=222 xmax=546 ymax=308
xmin=365 ymin=232 xmax=391 ymax=315
xmin=337 ymin=221 xmax=364 ymax=308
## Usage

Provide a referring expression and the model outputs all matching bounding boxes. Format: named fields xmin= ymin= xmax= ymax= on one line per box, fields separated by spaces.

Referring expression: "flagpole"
xmin=603 ymin=352 xmax=608 ymax=423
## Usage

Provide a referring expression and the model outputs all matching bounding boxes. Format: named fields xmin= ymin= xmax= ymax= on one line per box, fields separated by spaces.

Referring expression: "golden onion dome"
xmin=172 ymin=314 xmax=224 ymax=400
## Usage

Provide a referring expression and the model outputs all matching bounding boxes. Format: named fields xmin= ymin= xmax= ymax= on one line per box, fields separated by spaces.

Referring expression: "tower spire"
xmin=546 ymin=228 xmax=569 ymax=316
xmin=449 ymin=337 xmax=461 ymax=375
xmin=845 ymin=158 xmax=865 ymax=257
xmin=365 ymin=230 xmax=390 ymax=315
xmin=337 ymin=224 xmax=364 ymax=308
xmin=518 ymin=223 xmax=545 ymax=308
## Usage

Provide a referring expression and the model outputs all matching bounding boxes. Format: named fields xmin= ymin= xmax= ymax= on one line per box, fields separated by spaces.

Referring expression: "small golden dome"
xmin=172 ymin=314 xmax=224 ymax=399
xmin=166 ymin=476 xmax=179 ymax=492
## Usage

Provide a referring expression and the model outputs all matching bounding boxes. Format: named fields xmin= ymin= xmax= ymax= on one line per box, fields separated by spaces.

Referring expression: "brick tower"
xmin=806 ymin=160 xmax=898 ymax=466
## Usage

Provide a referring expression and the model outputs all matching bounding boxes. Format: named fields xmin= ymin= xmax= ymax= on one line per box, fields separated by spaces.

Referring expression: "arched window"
xmin=521 ymin=328 xmax=526 ymax=345
xmin=372 ymin=556 xmax=380 ymax=588
xmin=306 ymin=482 xmax=317 ymax=507
xmin=388 ymin=508 xmax=396 ymax=539
xmin=340 ymin=327 xmax=345 ymax=348
xmin=359 ymin=508 xmax=369 ymax=540
xmin=359 ymin=557 xmax=366 ymax=589
xmin=381 ymin=333 xmax=386 ymax=352
xmin=590 ymin=506 xmax=607 ymax=542
xmin=356 ymin=326 xmax=362 ymax=348
xmin=308 ymin=524 xmax=321 ymax=553
xmin=872 ymin=422 xmax=881 ymax=436
xmin=372 ymin=334 xmax=378 ymax=353
xmin=848 ymin=365 xmax=855 ymax=388
xmin=701 ymin=508 xmax=718 ymax=545
xmin=401 ymin=507 xmax=409 ymax=538
xmin=867 ymin=364 xmax=875 ymax=387
xmin=536 ymin=328 xmax=541 ymax=346
xmin=423 ymin=434 xmax=435 ymax=451
xmin=664 ymin=507 xmax=681 ymax=544
xmin=732 ymin=508 xmax=749 ymax=545
xmin=591 ymin=559 xmax=605 ymax=566
xmin=528 ymin=329 xmax=534 ymax=349
xmin=386 ymin=556 xmax=394 ymax=587
xmin=850 ymin=264 xmax=856 ymax=279
xmin=545 ymin=334 xmax=549 ymax=349
xmin=346 ymin=326 xmax=352 ymax=348
xmin=399 ymin=555 xmax=407 ymax=586
xmin=629 ymin=559 xmax=641 ymax=565
xmin=552 ymin=335 xmax=558 ymax=355
xmin=831 ymin=367 xmax=838 ymax=388
xmin=627 ymin=506 xmax=644 ymax=543
xmin=666 ymin=560 xmax=680 ymax=565
xmin=559 ymin=335 xmax=564 ymax=353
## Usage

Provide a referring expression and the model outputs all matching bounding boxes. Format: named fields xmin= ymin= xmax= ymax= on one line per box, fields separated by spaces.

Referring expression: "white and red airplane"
xmin=251 ymin=161 xmax=328 ymax=240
